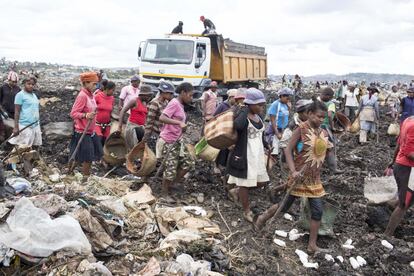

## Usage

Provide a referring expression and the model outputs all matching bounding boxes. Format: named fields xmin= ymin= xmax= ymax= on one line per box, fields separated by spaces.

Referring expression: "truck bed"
xmin=224 ymin=39 xmax=266 ymax=56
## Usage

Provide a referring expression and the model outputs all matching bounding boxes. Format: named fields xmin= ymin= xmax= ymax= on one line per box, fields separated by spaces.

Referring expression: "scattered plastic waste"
xmin=342 ymin=239 xmax=355 ymax=249
xmin=381 ymin=240 xmax=393 ymax=250
xmin=275 ymin=230 xmax=288 ymax=238
xmin=325 ymin=254 xmax=335 ymax=262
xmin=273 ymin=238 xmax=286 ymax=247
xmin=295 ymin=249 xmax=318 ymax=269
xmin=337 ymin=256 xmax=344 ymax=263
xmin=283 ymin=213 xmax=293 ymax=221
xmin=356 ymin=256 xmax=367 ymax=267
xmin=350 ymin=257 xmax=360 ymax=269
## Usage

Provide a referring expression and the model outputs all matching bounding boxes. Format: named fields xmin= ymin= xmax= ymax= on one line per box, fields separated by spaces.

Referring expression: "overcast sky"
xmin=1 ymin=0 xmax=414 ymax=76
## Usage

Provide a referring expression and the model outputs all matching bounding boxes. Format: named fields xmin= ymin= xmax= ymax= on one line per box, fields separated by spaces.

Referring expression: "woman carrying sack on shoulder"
xmin=357 ymin=86 xmax=380 ymax=143
xmin=227 ymin=88 xmax=269 ymax=223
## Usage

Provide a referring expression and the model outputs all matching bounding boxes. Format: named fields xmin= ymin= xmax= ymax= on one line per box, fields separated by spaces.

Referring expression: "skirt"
xmin=9 ymin=124 xmax=42 ymax=147
xmin=69 ymin=132 xmax=103 ymax=163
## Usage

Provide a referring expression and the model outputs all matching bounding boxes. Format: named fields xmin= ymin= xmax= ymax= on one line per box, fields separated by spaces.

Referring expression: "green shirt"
xmin=322 ymin=100 xmax=335 ymax=128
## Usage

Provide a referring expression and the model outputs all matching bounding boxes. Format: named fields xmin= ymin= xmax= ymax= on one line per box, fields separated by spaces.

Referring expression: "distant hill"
xmin=270 ymin=73 xmax=414 ymax=84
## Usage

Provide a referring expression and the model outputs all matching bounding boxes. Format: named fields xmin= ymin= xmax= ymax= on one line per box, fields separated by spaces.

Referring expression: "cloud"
xmin=0 ymin=0 xmax=414 ymax=75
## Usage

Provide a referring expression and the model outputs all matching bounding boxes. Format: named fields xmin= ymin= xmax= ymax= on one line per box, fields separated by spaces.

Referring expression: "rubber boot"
xmin=326 ymin=152 xmax=344 ymax=174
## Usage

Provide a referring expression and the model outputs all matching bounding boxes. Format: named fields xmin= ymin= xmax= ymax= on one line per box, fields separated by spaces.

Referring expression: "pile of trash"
xmin=0 ymin=166 xmax=229 ymax=275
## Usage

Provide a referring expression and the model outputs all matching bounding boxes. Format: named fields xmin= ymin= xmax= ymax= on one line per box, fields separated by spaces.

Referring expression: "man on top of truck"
xmin=200 ymin=16 xmax=216 ymax=35
xmin=171 ymin=21 xmax=183 ymax=34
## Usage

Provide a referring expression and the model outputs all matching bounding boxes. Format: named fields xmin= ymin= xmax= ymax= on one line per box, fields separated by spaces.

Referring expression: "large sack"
xmin=195 ymin=137 xmax=220 ymax=161
xmin=387 ymin=123 xmax=400 ymax=136
xmin=103 ymin=132 xmax=127 ymax=165
xmin=350 ymin=117 xmax=360 ymax=133
xmin=204 ymin=111 xmax=237 ymax=149
xmin=364 ymin=176 xmax=397 ymax=204
xmin=126 ymin=141 xmax=156 ymax=176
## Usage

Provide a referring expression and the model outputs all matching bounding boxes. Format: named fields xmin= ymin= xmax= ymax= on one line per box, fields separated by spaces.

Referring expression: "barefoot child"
xmin=255 ymin=100 xmax=332 ymax=253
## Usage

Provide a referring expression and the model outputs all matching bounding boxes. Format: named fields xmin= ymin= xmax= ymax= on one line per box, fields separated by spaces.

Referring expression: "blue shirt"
xmin=268 ymin=100 xmax=289 ymax=129
xmin=14 ymin=90 xmax=39 ymax=126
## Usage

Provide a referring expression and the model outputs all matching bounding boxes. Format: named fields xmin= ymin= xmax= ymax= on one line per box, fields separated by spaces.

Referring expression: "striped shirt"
xmin=145 ymin=97 xmax=168 ymax=136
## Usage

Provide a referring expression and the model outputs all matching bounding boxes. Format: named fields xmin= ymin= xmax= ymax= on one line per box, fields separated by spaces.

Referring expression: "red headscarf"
xmin=80 ymin=72 xmax=99 ymax=83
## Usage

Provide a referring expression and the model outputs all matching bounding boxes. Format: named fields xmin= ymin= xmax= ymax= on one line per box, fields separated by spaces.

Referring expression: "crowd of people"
xmin=1 ymin=69 xmax=414 ymax=254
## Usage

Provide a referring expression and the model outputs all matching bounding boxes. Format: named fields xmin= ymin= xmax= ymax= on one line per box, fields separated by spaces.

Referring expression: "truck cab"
xmin=138 ymin=34 xmax=212 ymax=91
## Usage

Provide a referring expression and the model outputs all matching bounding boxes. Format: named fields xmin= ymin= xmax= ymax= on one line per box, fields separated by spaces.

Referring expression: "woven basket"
xmin=103 ymin=132 xmax=127 ymax=166
xmin=195 ymin=137 xmax=220 ymax=161
xmin=126 ymin=141 xmax=156 ymax=176
xmin=204 ymin=110 xmax=237 ymax=149
xmin=349 ymin=117 xmax=360 ymax=133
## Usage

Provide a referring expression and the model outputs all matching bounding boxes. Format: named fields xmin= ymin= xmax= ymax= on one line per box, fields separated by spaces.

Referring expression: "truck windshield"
xmin=142 ymin=39 xmax=194 ymax=64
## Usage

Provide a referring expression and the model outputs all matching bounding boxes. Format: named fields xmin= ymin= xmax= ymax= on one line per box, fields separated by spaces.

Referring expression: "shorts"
xmin=9 ymin=124 xmax=42 ymax=147
xmin=155 ymin=138 xmax=165 ymax=159
xmin=393 ymin=163 xmax=414 ymax=208
xmin=281 ymin=195 xmax=323 ymax=221
xmin=162 ymin=139 xmax=195 ymax=181
xmin=69 ymin=132 xmax=103 ymax=163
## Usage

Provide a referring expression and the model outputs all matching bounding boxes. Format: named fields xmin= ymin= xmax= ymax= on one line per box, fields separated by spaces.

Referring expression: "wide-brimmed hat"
xmin=244 ymin=88 xmax=266 ymax=105
xmin=234 ymin=88 xmax=246 ymax=99
xmin=131 ymin=75 xmax=140 ymax=82
xmin=139 ymin=85 xmax=153 ymax=95
xmin=278 ymin=87 xmax=293 ymax=96
xmin=407 ymin=87 xmax=414 ymax=93
xmin=227 ymin=89 xmax=237 ymax=97
xmin=158 ymin=81 xmax=175 ymax=93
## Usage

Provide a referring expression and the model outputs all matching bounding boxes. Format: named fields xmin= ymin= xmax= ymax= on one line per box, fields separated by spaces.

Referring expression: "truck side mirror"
xmin=138 ymin=47 xmax=142 ymax=58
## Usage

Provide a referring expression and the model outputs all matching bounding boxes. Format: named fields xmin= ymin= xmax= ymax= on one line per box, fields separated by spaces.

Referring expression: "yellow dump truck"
xmin=138 ymin=34 xmax=267 ymax=90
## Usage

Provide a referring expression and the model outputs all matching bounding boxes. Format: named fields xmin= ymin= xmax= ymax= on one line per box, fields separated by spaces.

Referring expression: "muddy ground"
xmin=7 ymin=77 xmax=414 ymax=275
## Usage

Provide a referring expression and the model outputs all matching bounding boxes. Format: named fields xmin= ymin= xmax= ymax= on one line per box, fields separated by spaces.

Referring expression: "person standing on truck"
xmin=143 ymin=81 xmax=175 ymax=158
xmin=171 ymin=21 xmax=183 ymax=34
xmin=201 ymin=81 xmax=218 ymax=122
xmin=200 ymin=16 xmax=216 ymax=35
xmin=119 ymin=75 xmax=140 ymax=122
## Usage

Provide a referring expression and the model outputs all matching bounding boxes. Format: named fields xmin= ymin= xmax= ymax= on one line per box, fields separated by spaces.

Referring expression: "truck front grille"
xmin=143 ymin=75 xmax=184 ymax=82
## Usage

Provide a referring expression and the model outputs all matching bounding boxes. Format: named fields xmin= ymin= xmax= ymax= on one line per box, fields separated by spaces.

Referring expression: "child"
xmin=69 ymin=72 xmax=102 ymax=180
xmin=255 ymin=100 xmax=332 ymax=253
xmin=9 ymin=76 xmax=41 ymax=148
xmin=227 ymin=88 xmax=269 ymax=222
xmin=159 ymin=82 xmax=195 ymax=196
xmin=94 ymin=80 xmax=115 ymax=145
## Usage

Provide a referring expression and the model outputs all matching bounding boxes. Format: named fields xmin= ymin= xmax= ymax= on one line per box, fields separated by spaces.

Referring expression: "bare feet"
xmin=228 ymin=187 xmax=239 ymax=203
xmin=307 ymin=245 xmax=331 ymax=255
xmin=254 ymin=203 xmax=279 ymax=231
xmin=243 ymin=210 xmax=254 ymax=223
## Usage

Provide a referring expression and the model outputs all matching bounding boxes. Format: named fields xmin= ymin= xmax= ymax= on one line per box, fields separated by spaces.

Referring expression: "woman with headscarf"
xmin=118 ymin=84 xmax=153 ymax=150
xmin=357 ymin=86 xmax=380 ymax=143
xmin=227 ymin=88 xmax=269 ymax=222
xmin=69 ymin=72 xmax=102 ymax=180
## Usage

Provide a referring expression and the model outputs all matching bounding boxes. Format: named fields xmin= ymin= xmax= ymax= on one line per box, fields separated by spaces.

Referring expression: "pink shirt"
xmin=70 ymin=88 xmax=97 ymax=135
xmin=202 ymin=90 xmax=217 ymax=120
xmin=120 ymin=85 xmax=139 ymax=108
xmin=160 ymin=98 xmax=186 ymax=144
